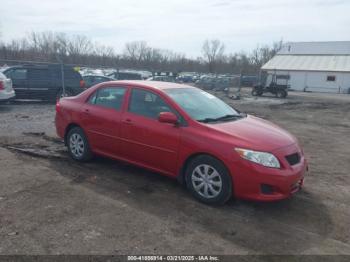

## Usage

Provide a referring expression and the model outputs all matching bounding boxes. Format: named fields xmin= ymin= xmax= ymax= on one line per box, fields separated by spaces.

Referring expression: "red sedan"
xmin=55 ymin=81 xmax=307 ymax=205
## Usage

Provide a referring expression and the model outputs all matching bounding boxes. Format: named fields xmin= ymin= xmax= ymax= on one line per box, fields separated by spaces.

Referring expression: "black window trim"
xmin=28 ymin=68 xmax=49 ymax=79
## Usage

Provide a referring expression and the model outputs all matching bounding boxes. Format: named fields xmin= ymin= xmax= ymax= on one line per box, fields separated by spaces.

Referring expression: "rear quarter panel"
xmin=55 ymin=97 xmax=83 ymax=139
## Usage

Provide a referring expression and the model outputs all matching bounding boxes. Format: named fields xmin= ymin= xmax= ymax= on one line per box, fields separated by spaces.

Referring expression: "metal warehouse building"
xmin=262 ymin=41 xmax=350 ymax=94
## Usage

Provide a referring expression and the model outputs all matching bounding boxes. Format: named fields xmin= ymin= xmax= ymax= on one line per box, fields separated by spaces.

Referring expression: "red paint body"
xmin=55 ymin=81 xmax=307 ymax=201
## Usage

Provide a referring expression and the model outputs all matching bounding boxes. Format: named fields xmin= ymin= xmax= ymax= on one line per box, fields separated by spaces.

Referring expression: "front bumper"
xmin=230 ymin=143 xmax=307 ymax=201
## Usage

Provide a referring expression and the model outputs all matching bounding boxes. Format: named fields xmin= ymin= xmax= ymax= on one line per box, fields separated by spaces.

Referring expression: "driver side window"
xmin=128 ymin=88 xmax=172 ymax=119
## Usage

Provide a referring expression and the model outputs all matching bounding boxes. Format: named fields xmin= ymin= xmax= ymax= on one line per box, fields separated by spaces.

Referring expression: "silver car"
xmin=0 ymin=72 xmax=15 ymax=103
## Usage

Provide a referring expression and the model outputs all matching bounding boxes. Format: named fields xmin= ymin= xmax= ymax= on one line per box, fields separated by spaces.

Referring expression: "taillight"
xmin=0 ymin=81 xmax=4 ymax=90
xmin=56 ymin=100 xmax=60 ymax=113
xmin=80 ymin=80 xmax=85 ymax=88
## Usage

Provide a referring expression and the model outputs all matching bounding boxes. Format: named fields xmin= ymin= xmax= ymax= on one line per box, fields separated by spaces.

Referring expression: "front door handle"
xmin=122 ymin=119 xmax=133 ymax=125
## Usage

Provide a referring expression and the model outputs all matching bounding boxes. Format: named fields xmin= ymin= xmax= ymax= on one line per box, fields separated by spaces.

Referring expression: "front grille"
xmin=285 ymin=153 xmax=301 ymax=166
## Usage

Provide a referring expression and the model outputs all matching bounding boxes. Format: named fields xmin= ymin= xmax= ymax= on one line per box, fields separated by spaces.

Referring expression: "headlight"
xmin=235 ymin=148 xmax=280 ymax=169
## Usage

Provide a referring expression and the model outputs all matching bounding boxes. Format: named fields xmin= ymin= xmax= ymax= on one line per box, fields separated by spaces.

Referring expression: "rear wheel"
xmin=67 ymin=127 xmax=93 ymax=162
xmin=276 ymin=89 xmax=287 ymax=98
xmin=185 ymin=155 xmax=232 ymax=205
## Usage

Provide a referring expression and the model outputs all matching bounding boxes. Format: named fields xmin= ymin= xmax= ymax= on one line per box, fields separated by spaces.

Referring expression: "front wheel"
xmin=67 ymin=127 xmax=93 ymax=162
xmin=252 ymin=88 xmax=263 ymax=96
xmin=185 ymin=155 xmax=232 ymax=205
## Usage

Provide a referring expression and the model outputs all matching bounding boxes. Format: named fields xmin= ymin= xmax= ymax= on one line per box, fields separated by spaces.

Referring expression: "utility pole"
xmin=55 ymin=50 xmax=66 ymax=98
xmin=235 ymin=55 xmax=243 ymax=100
xmin=237 ymin=68 xmax=242 ymax=100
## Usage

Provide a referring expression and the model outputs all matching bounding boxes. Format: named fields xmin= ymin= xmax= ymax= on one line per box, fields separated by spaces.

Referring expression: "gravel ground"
xmin=0 ymin=90 xmax=350 ymax=255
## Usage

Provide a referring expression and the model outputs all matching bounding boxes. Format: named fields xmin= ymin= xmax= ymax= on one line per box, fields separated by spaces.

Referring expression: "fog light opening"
xmin=261 ymin=184 xmax=274 ymax=195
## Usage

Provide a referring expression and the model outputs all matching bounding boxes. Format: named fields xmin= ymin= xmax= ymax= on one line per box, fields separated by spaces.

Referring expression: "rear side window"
xmin=7 ymin=69 xmax=27 ymax=80
xmin=88 ymin=87 xmax=126 ymax=110
xmin=128 ymin=88 xmax=172 ymax=119
xmin=28 ymin=69 xmax=48 ymax=79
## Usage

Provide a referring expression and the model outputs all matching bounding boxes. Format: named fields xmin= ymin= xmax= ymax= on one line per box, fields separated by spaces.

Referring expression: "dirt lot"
xmin=0 ymin=90 xmax=350 ymax=255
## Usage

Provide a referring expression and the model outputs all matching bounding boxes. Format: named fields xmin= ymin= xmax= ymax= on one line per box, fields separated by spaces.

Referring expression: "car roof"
xmin=107 ymin=80 xmax=195 ymax=91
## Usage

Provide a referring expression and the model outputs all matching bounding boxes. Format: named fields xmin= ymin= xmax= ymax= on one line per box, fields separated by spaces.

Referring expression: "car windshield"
xmin=164 ymin=88 xmax=242 ymax=123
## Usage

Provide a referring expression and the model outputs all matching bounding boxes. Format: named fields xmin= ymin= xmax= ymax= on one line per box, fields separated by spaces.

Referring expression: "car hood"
xmin=206 ymin=115 xmax=297 ymax=152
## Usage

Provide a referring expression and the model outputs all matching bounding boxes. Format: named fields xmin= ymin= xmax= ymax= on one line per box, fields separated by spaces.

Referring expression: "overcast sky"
xmin=1 ymin=0 xmax=349 ymax=57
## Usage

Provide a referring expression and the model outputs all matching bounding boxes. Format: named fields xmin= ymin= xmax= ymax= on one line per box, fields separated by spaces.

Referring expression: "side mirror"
xmin=158 ymin=112 xmax=178 ymax=125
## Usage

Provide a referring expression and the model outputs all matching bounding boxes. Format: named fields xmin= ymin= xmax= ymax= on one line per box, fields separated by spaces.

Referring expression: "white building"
xmin=261 ymin=41 xmax=350 ymax=94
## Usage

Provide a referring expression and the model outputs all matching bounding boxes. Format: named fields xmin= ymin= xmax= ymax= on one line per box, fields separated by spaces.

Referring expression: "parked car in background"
xmin=2 ymin=64 xmax=85 ymax=101
xmin=195 ymin=77 xmax=215 ymax=89
xmin=214 ymin=77 xmax=234 ymax=90
xmin=148 ymin=72 xmax=178 ymax=83
xmin=108 ymin=71 xmax=142 ymax=80
xmin=56 ymin=81 xmax=307 ymax=205
xmin=83 ymin=75 xmax=114 ymax=88
xmin=147 ymin=75 xmax=176 ymax=82
xmin=0 ymin=71 xmax=15 ymax=103
xmin=196 ymin=76 xmax=234 ymax=90
xmin=177 ymin=74 xmax=195 ymax=83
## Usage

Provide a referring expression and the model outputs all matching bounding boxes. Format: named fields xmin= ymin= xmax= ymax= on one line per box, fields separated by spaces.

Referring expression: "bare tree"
xmin=0 ymin=30 xmax=284 ymax=74
xmin=202 ymin=39 xmax=225 ymax=73
xmin=67 ymin=35 xmax=92 ymax=56
xmin=123 ymin=41 xmax=149 ymax=67
xmin=250 ymin=40 xmax=283 ymax=71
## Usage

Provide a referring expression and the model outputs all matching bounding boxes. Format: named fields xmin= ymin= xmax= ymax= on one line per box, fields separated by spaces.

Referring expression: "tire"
xmin=276 ymin=89 xmax=287 ymax=98
xmin=252 ymin=88 xmax=263 ymax=96
xmin=185 ymin=155 xmax=232 ymax=205
xmin=66 ymin=127 xmax=93 ymax=162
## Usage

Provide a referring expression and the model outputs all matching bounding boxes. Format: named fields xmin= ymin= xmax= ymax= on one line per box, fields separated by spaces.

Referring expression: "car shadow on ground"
xmin=0 ymin=104 xmax=13 ymax=112
xmin=46 ymin=153 xmax=333 ymax=254
xmin=0 ymin=100 xmax=54 ymax=113
xmin=11 ymin=99 xmax=54 ymax=105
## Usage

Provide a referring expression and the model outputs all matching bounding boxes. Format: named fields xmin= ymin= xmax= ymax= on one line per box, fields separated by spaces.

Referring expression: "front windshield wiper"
xmin=198 ymin=114 xmax=243 ymax=123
